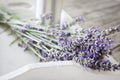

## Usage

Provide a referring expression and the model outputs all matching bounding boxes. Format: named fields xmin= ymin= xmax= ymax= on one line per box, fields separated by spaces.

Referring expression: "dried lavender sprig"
xmin=8 ymin=23 xmax=57 ymax=48
xmin=58 ymin=26 xmax=120 ymax=71
xmin=8 ymin=22 xmax=60 ymax=42
xmin=60 ymin=16 xmax=84 ymax=30
xmin=30 ymin=31 xmax=58 ymax=44
xmin=11 ymin=27 xmax=52 ymax=51
xmin=0 ymin=11 xmax=61 ymax=60
xmin=103 ymin=25 xmax=120 ymax=36
xmin=25 ymin=32 xmax=60 ymax=49
xmin=10 ymin=28 xmax=46 ymax=60
xmin=10 ymin=24 xmax=58 ymax=44
xmin=11 ymin=27 xmax=49 ymax=60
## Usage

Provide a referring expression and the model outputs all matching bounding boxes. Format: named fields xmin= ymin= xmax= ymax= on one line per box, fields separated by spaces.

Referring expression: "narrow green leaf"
xmin=9 ymin=37 xmax=19 ymax=46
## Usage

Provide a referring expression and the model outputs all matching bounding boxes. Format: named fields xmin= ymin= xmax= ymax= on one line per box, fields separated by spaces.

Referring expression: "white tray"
xmin=0 ymin=61 xmax=120 ymax=80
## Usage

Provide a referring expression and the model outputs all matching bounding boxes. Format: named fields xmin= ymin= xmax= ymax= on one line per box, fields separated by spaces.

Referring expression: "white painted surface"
xmin=0 ymin=27 xmax=39 ymax=76
xmin=0 ymin=61 xmax=120 ymax=80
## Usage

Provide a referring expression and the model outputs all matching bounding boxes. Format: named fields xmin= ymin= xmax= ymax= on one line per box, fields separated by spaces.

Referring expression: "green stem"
xmin=27 ymin=32 xmax=57 ymax=46
xmin=31 ymin=31 xmax=58 ymax=42
xmin=12 ymin=29 xmax=46 ymax=60
xmin=26 ymin=32 xmax=60 ymax=49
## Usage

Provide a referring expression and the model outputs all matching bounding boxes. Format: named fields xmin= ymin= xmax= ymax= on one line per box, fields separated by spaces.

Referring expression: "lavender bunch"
xmin=0 ymin=8 xmax=82 ymax=61
xmin=0 ymin=9 xmax=55 ymax=60
xmin=0 ymin=8 xmax=120 ymax=71
xmin=58 ymin=25 xmax=120 ymax=71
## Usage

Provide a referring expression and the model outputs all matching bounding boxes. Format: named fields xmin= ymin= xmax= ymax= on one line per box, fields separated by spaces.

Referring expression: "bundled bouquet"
xmin=0 ymin=8 xmax=120 ymax=71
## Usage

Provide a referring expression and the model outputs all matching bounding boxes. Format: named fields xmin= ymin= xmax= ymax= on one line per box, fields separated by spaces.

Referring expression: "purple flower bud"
xmin=59 ymin=57 xmax=64 ymax=61
xmin=41 ymin=50 xmax=48 ymax=57
xmin=45 ymin=13 xmax=53 ymax=20
xmin=29 ymin=40 xmax=37 ymax=44
xmin=112 ymin=66 xmax=115 ymax=71
xmin=66 ymin=32 xmax=71 ymax=36
xmin=75 ymin=16 xmax=84 ymax=22
xmin=101 ymin=68 xmax=106 ymax=71
xmin=117 ymin=25 xmax=120 ymax=31
xmin=37 ymin=28 xmax=43 ymax=31
xmin=18 ymin=29 xmax=25 ymax=33
xmin=117 ymin=64 xmax=120 ymax=70
xmin=61 ymin=24 xmax=65 ymax=30
xmin=79 ymin=56 xmax=84 ymax=60
xmin=24 ymin=24 xmax=30 ymax=29
xmin=58 ymin=37 xmax=63 ymax=42
xmin=60 ymin=31 xmax=66 ymax=36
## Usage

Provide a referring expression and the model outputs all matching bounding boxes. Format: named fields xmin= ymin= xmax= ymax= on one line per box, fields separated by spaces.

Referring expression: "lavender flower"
xmin=24 ymin=23 xmax=31 ymax=29
xmin=57 ymin=26 xmax=120 ymax=71
xmin=74 ymin=16 xmax=84 ymax=22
